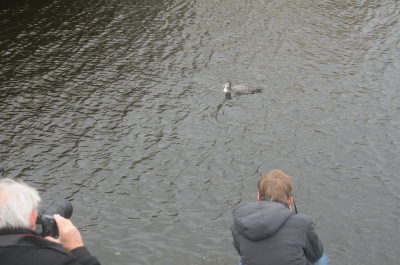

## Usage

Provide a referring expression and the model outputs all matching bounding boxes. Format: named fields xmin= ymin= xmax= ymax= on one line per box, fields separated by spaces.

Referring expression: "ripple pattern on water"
xmin=1 ymin=0 xmax=400 ymax=264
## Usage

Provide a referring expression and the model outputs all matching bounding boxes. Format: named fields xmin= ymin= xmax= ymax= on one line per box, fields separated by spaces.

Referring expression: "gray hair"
xmin=0 ymin=178 xmax=41 ymax=229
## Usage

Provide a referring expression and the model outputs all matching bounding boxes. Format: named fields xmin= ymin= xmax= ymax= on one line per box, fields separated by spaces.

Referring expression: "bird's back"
xmin=232 ymin=84 xmax=263 ymax=94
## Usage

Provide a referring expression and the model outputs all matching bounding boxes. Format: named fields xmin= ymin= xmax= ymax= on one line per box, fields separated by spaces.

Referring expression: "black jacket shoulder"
xmin=0 ymin=228 xmax=101 ymax=265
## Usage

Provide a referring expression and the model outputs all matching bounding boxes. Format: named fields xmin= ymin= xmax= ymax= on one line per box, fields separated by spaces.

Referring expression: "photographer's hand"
xmin=44 ymin=214 xmax=84 ymax=252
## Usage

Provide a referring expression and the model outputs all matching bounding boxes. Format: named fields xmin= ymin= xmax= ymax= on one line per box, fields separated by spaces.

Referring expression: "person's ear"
xmin=29 ymin=209 xmax=38 ymax=230
xmin=288 ymin=196 xmax=293 ymax=208
xmin=257 ymin=191 xmax=261 ymax=202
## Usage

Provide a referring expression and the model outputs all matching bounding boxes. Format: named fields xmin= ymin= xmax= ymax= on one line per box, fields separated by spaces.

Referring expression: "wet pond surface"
xmin=1 ymin=0 xmax=400 ymax=264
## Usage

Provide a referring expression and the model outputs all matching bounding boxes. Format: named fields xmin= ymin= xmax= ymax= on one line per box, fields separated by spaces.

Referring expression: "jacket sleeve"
xmin=69 ymin=246 xmax=101 ymax=265
xmin=303 ymin=218 xmax=324 ymax=263
xmin=230 ymin=224 xmax=240 ymax=255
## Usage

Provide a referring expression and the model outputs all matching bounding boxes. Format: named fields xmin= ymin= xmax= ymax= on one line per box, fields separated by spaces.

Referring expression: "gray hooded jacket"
xmin=230 ymin=201 xmax=323 ymax=265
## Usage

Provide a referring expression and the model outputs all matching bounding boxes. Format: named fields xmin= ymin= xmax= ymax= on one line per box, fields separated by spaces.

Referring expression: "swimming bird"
xmin=222 ymin=80 xmax=263 ymax=94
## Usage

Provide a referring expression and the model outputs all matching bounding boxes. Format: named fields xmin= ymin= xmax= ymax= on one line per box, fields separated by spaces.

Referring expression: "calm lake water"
xmin=1 ymin=0 xmax=400 ymax=264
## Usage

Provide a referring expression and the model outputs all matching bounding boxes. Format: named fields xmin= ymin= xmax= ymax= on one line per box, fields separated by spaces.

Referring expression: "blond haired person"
xmin=231 ymin=170 xmax=329 ymax=265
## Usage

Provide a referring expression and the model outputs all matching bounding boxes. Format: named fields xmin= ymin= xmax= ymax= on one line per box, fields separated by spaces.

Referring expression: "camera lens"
xmin=44 ymin=198 xmax=73 ymax=219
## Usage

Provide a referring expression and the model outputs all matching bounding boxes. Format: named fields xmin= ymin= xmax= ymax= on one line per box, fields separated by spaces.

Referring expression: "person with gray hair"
xmin=0 ymin=178 xmax=101 ymax=265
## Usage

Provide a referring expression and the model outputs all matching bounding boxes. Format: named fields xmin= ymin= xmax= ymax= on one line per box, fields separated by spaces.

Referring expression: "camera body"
xmin=35 ymin=212 xmax=59 ymax=237
xmin=35 ymin=198 xmax=73 ymax=238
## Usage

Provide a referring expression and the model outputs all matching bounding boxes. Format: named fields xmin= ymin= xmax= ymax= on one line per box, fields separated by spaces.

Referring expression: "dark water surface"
xmin=1 ymin=0 xmax=400 ymax=264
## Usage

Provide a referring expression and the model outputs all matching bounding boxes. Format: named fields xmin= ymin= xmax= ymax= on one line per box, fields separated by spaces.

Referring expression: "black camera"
xmin=35 ymin=198 xmax=73 ymax=238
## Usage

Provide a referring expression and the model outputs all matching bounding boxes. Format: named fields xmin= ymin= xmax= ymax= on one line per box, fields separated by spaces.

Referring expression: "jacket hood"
xmin=232 ymin=201 xmax=293 ymax=241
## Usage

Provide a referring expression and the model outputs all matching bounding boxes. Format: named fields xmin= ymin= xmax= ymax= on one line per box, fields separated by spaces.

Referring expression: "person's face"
xmin=29 ymin=209 xmax=38 ymax=230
